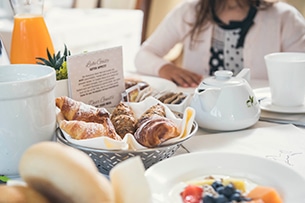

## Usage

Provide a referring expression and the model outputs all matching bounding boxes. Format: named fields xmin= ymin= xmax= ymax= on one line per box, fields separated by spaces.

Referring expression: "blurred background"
xmin=0 ymin=0 xmax=304 ymax=69
xmin=1 ymin=0 xmax=304 ymax=42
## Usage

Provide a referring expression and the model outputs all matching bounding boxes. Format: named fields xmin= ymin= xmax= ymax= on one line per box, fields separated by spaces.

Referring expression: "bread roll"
xmin=0 ymin=185 xmax=51 ymax=203
xmin=110 ymin=102 xmax=137 ymax=138
xmin=19 ymin=142 xmax=115 ymax=203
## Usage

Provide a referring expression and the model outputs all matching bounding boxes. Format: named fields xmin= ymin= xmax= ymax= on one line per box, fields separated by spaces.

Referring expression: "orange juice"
xmin=10 ymin=15 xmax=54 ymax=64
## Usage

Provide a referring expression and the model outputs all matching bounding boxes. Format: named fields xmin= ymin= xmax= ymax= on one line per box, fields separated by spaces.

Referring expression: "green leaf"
xmin=36 ymin=45 xmax=71 ymax=80
xmin=0 ymin=175 xmax=9 ymax=183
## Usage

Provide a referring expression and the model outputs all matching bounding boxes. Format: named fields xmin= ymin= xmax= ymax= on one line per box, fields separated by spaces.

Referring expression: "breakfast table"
xmin=2 ymin=69 xmax=305 ymax=201
xmin=169 ymin=78 xmax=305 ymax=182
xmin=1 ymin=3 xmax=305 ymax=202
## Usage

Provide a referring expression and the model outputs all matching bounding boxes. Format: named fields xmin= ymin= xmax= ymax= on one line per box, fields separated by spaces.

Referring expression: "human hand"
xmin=159 ymin=64 xmax=202 ymax=87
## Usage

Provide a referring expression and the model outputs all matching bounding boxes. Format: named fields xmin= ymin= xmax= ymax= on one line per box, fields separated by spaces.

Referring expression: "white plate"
xmin=125 ymin=74 xmax=177 ymax=93
xmin=254 ymin=87 xmax=305 ymax=113
xmin=145 ymin=152 xmax=305 ymax=203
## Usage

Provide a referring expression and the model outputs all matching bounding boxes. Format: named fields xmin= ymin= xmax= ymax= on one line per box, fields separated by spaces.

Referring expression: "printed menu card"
xmin=67 ymin=46 xmax=125 ymax=108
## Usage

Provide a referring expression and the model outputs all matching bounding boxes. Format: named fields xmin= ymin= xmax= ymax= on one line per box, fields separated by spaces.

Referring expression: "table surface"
xmin=173 ymin=79 xmax=305 ymax=180
xmin=2 ymin=7 xmax=305 ymax=188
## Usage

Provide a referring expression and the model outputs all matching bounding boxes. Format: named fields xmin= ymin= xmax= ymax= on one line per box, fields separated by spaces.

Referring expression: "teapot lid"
xmin=202 ymin=70 xmax=244 ymax=87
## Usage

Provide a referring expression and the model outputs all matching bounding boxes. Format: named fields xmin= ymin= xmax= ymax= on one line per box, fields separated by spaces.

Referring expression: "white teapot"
xmin=190 ymin=69 xmax=260 ymax=131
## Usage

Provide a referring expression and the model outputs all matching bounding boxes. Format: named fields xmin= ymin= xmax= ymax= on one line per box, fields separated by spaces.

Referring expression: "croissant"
xmin=134 ymin=115 xmax=180 ymax=148
xmin=110 ymin=102 xmax=137 ymax=139
xmin=59 ymin=118 xmax=122 ymax=140
xmin=56 ymin=96 xmax=110 ymax=123
xmin=137 ymin=103 xmax=166 ymax=128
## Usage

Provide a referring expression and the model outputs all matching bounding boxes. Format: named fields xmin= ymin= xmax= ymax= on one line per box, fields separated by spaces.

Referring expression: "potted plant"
xmin=36 ymin=45 xmax=71 ymax=97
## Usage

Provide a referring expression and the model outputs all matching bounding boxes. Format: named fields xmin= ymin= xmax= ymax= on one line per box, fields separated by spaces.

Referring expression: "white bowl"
xmin=165 ymin=93 xmax=191 ymax=113
xmin=0 ymin=64 xmax=56 ymax=177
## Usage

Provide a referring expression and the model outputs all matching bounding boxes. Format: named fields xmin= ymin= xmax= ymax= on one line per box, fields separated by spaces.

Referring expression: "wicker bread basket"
xmin=56 ymin=121 xmax=197 ymax=175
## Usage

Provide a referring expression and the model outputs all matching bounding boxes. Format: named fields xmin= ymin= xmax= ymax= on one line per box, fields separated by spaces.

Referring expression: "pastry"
xmin=158 ymin=92 xmax=186 ymax=104
xmin=123 ymin=79 xmax=150 ymax=102
xmin=125 ymin=79 xmax=138 ymax=89
xmin=55 ymin=96 xmax=110 ymax=123
xmin=134 ymin=115 xmax=180 ymax=148
xmin=0 ymin=185 xmax=51 ymax=203
xmin=158 ymin=92 xmax=176 ymax=103
xmin=137 ymin=103 xmax=166 ymax=128
xmin=164 ymin=92 xmax=185 ymax=104
xmin=110 ymin=102 xmax=137 ymax=138
xmin=19 ymin=142 xmax=115 ymax=203
xmin=59 ymin=118 xmax=122 ymax=140
xmin=171 ymin=93 xmax=186 ymax=104
xmin=124 ymin=79 xmax=149 ymax=90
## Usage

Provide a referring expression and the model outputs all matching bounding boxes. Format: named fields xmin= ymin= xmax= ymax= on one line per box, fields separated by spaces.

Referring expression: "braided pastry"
xmin=137 ymin=103 xmax=166 ymax=128
xmin=134 ymin=115 xmax=179 ymax=148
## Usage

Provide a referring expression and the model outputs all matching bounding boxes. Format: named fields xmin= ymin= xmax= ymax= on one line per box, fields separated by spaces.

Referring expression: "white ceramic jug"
xmin=0 ymin=64 xmax=56 ymax=177
xmin=190 ymin=69 xmax=260 ymax=131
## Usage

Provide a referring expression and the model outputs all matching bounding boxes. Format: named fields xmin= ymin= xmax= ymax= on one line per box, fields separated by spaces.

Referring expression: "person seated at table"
xmin=134 ymin=0 xmax=305 ymax=87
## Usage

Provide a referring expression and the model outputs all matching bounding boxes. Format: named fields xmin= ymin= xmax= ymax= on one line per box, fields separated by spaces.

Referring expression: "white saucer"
xmin=253 ymin=87 xmax=271 ymax=99
xmin=254 ymin=87 xmax=305 ymax=113
xmin=260 ymin=98 xmax=305 ymax=113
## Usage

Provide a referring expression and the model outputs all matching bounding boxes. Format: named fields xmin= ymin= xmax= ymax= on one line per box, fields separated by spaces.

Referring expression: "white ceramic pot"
xmin=55 ymin=78 xmax=69 ymax=97
xmin=0 ymin=64 xmax=56 ymax=177
xmin=190 ymin=69 xmax=261 ymax=131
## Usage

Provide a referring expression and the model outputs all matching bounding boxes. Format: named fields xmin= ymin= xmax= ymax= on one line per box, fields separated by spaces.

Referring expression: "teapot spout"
xmin=236 ymin=68 xmax=250 ymax=82
xmin=191 ymin=87 xmax=221 ymax=112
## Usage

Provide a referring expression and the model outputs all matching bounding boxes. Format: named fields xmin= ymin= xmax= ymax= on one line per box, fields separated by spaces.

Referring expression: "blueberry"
xmin=216 ymin=186 xmax=225 ymax=194
xmin=215 ymin=194 xmax=229 ymax=203
xmin=222 ymin=184 xmax=236 ymax=197
xmin=202 ymin=194 xmax=216 ymax=203
xmin=212 ymin=180 xmax=223 ymax=190
xmin=230 ymin=192 xmax=242 ymax=201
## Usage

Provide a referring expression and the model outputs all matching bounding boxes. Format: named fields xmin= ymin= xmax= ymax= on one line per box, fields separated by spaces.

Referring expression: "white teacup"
xmin=264 ymin=52 xmax=305 ymax=107
xmin=0 ymin=64 xmax=56 ymax=177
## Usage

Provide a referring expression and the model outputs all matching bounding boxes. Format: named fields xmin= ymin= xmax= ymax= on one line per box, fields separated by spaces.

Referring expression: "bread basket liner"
xmin=56 ymin=96 xmax=195 ymax=150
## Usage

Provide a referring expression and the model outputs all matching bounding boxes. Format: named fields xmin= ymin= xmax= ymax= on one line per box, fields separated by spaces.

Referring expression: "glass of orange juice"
xmin=9 ymin=0 xmax=54 ymax=64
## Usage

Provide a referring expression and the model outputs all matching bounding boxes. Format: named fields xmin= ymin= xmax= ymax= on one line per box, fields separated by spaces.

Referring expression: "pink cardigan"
xmin=134 ymin=0 xmax=305 ymax=80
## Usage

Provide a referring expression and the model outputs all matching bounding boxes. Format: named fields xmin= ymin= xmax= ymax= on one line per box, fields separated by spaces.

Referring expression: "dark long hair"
xmin=189 ymin=0 xmax=277 ymax=45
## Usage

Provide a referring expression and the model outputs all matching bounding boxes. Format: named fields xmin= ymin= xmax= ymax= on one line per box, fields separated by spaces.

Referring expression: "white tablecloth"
xmin=180 ymin=124 xmax=305 ymax=177
xmin=174 ymin=79 xmax=305 ymax=179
